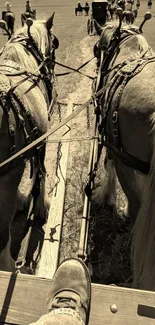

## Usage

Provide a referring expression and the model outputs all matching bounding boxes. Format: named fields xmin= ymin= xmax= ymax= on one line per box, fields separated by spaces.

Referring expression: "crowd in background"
xmin=76 ymin=0 xmax=153 ymax=17
xmin=3 ymin=1 xmax=33 ymax=14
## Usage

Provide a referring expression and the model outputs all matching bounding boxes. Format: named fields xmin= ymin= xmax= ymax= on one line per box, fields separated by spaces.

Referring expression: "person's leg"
xmin=29 ymin=309 xmax=84 ymax=325
xmin=29 ymin=258 xmax=91 ymax=325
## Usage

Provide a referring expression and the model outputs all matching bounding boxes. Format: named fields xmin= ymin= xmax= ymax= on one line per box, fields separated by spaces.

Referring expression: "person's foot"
xmin=48 ymin=258 xmax=91 ymax=325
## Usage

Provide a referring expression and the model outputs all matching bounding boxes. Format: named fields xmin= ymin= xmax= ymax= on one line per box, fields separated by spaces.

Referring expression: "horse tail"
xmin=132 ymin=114 xmax=155 ymax=290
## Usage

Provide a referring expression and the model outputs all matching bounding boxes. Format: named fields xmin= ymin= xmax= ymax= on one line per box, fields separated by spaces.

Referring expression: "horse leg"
xmin=0 ymin=233 xmax=14 ymax=271
xmin=132 ymin=125 xmax=155 ymax=290
xmin=0 ymin=164 xmax=25 ymax=271
xmin=16 ymin=188 xmax=29 ymax=211
xmin=115 ymin=159 xmax=144 ymax=223
xmin=93 ymin=152 xmax=116 ymax=208
xmin=34 ymin=172 xmax=50 ymax=221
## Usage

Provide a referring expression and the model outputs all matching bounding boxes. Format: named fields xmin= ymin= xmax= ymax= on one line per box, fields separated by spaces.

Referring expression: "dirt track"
xmin=1 ymin=0 xmax=155 ymax=283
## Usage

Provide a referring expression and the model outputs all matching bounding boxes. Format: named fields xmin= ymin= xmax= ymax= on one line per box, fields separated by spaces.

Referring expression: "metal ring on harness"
xmin=112 ymin=111 xmax=118 ymax=123
xmin=15 ymin=258 xmax=26 ymax=273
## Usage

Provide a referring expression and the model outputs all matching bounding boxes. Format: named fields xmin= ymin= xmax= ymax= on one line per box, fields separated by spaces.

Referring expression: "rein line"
xmin=0 ymin=86 xmax=106 ymax=173
xmin=54 ymin=57 xmax=95 ymax=80
xmin=0 ymin=29 xmax=151 ymax=174
xmin=0 ymin=57 xmax=150 ymax=175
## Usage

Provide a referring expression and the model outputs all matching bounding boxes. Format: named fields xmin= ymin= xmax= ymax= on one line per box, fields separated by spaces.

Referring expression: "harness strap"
xmin=0 ymin=93 xmax=16 ymax=155
xmin=12 ymin=91 xmax=39 ymax=141
xmin=26 ymin=38 xmax=53 ymax=103
xmin=103 ymin=140 xmax=150 ymax=174
xmin=96 ymin=34 xmax=155 ymax=174
xmin=54 ymin=58 xmax=95 ymax=80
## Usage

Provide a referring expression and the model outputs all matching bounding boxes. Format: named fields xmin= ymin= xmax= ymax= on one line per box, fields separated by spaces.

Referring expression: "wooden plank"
xmin=1 ymin=272 xmax=155 ymax=324
xmin=0 ymin=272 xmax=50 ymax=325
xmin=90 ymin=284 xmax=155 ymax=325
xmin=37 ymin=101 xmax=73 ymax=279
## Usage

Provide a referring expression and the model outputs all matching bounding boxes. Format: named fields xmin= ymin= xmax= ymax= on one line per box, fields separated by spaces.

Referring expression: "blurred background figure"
xmin=124 ymin=0 xmax=133 ymax=11
xmin=147 ymin=0 xmax=152 ymax=9
xmin=75 ymin=1 xmax=83 ymax=15
xmin=5 ymin=1 xmax=12 ymax=12
xmin=26 ymin=0 xmax=32 ymax=13
xmin=107 ymin=0 xmax=116 ymax=20
xmin=136 ymin=0 xmax=140 ymax=9
xmin=77 ymin=1 xmax=82 ymax=9
xmin=84 ymin=1 xmax=90 ymax=15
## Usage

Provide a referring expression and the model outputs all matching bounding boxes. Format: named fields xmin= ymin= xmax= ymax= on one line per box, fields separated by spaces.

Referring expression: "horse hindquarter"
xmin=132 ymin=115 xmax=155 ymax=290
xmin=112 ymin=65 xmax=155 ymax=290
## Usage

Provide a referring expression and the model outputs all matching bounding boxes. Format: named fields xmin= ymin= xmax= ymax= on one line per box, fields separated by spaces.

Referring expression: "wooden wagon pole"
xmin=37 ymin=100 xmax=73 ymax=279
xmin=78 ymin=103 xmax=100 ymax=261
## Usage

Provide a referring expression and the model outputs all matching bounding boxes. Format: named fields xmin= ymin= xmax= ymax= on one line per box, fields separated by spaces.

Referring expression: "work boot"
xmin=48 ymin=258 xmax=91 ymax=325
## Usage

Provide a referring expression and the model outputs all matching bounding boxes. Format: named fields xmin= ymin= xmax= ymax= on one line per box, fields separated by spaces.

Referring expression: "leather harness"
xmin=0 ymin=31 xmax=56 ymax=176
xmin=96 ymin=28 xmax=154 ymax=174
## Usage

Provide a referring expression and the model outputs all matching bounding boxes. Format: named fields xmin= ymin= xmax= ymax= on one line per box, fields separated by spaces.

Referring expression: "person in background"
xmin=77 ymin=1 xmax=82 ymax=10
xmin=136 ymin=0 xmax=140 ymax=9
xmin=117 ymin=0 xmax=125 ymax=10
xmin=124 ymin=0 xmax=133 ymax=11
xmin=85 ymin=2 xmax=90 ymax=15
xmin=147 ymin=0 xmax=152 ymax=9
xmin=26 ymin=0 xmax=32 ymax=12
xmin=5 ymin=1 xmax=12 ymax=12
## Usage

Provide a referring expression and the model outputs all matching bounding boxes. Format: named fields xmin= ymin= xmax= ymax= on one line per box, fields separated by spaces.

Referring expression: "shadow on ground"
xmin=88 ymin=201 xmax=133 ymax=287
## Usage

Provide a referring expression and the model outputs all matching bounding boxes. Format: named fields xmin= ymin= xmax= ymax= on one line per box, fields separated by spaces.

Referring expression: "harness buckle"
xmin=25 ymin=110 xmax=31 ymax=120
xmin=9 ymin=125 xmax=15 ymax=136
xmin=113 ymin=128 xmax=118 ymax=137
xmin=32 ymin=127 xmax=38 ymax=137
xmin=112 ymin=111 xmax=118 ymax=123
xmin=10 ymin=145 xmax=16 ymax=155
xmin=15 ymin=258 xmax=26 ymax=273
xmin=26 ymin=135 xmax=31 ymax=144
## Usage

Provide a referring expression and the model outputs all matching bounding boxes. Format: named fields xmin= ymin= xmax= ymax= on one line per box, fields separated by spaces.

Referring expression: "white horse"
xmin=93 ymin=17 xmax=155 ymax=290
xmin=0 ymin=14 xmax=58 ymax=271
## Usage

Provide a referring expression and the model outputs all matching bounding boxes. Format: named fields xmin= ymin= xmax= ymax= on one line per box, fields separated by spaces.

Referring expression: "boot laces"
xmin=52 ymin=296 xmax=79 ymax=310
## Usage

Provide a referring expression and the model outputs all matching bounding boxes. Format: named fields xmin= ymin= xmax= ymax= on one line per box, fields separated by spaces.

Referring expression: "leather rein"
xmin=0 ymin=26 xmax=152 ymax=176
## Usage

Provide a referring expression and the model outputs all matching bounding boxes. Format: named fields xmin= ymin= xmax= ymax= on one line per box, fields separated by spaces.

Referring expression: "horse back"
xmin=104 ymin=50 xmax=155 ymax=163
xmin=0 ymin=60 xmax=48 ymax=163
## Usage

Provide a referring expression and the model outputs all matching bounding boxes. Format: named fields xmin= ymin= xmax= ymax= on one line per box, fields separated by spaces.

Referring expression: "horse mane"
xmin=0 ymin=20 xmax=50 ymax=72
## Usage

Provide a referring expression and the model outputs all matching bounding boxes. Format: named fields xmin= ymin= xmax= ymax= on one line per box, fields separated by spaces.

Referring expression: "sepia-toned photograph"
xmin=0 ymin=0 xmax=155 ymax=324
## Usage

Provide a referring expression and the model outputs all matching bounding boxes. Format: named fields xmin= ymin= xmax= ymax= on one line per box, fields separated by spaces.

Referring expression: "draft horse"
xmin=0 ymin=14 xmax=58 ymax=271
xmin=93 ymin=12 xmax=155 ymax=290
xmin=75 ymin=6 xmax=83 ymax=15
xmin=2 ymin=11 xmax=15 ymax=35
